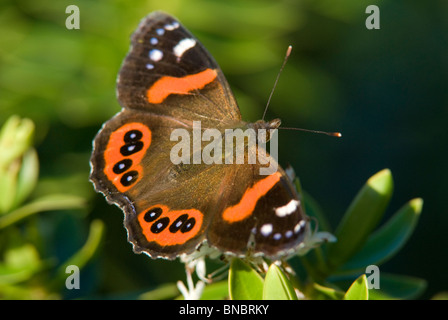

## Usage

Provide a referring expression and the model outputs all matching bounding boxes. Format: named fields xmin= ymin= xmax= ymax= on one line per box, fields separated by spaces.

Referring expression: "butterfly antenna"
xmin=279 ymin=126 xmax=342 ymax=137
xmin=262 ymin=46 xmax=342 ymax=138
xmin=262 ymin=45 xmax=292 ymax=121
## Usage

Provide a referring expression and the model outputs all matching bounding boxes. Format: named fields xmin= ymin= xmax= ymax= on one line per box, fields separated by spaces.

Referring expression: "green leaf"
xmin=310 ymin=282 xmax=345 ymax=300
xmin=370 ymin=273 xmax=427 ymax=300
xmin=229 ymin=258 xmax=263 ymax=300
xmin=0 ymin=116 xmax=35 ymax=213
xmin=0 ymin=161 xmax=19 ymax=213
xmin=200 ymin=280 xmax=229 ymax=300
xmin=0 ymin=194 xmax=86 ymax=229
xmin=0 ymin=116 xmax=34 ymax=170
xmin=340 ymin=198 xmax=423 ymax=273
xmin=12 ymin=149 xmax=39 ymax=209
xmin=327 ymin=169 xmax=393 ymax=271
xmin=344 ymin=274 xmax=369 ymax=300
xmin=263 ymin=264 xmax=298 ymax=300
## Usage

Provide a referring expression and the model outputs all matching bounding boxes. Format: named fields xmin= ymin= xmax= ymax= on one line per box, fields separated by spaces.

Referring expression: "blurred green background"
xmin=0 ymin=0 xmax=446 ymax=299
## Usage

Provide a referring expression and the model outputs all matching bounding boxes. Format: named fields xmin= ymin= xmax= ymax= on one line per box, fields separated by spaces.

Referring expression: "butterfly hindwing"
xmin=206 ymin=159 xmax=308 ymax=258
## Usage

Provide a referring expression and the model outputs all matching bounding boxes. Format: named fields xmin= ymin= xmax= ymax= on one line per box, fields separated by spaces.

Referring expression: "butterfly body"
xmin=90 ymin=11 xmax=309 ymax=260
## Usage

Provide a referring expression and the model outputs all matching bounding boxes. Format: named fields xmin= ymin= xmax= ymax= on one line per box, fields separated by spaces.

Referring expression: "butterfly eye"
xmin=124 ymin=130 xmax=143 ymax=143
xmin=143 ymin=207 xmax=163 ymax=222
xmin=150 ymin=217 xmax=170 ymax=234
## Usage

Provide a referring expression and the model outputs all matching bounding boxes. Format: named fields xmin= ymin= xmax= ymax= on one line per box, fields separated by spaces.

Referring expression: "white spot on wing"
xmin=164 ymin=21 xmax=180 ymax=30
xmin=294 ymin=220 xmax=306 ymax=234
xmin=260 ymin=224 xmax=273 ymax=237
xmin=149 ymin=49 xmax=163 ymax=61
xmin=173 ymin=38 xmax=196 ymax=61
xmin=275 ymin=199 xmax=300 ymax=217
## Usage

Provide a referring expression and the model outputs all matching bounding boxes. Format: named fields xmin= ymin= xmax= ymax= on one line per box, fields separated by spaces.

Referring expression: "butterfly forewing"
xmin=117 ymin=11 xmax=241 ymax=125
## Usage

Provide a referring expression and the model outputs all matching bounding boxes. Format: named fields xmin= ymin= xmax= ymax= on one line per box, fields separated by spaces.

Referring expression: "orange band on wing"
xmin=222 ymin=172 xmax=281 ymax=223
xmin=146 ymin=68 xmax=217 ymax=104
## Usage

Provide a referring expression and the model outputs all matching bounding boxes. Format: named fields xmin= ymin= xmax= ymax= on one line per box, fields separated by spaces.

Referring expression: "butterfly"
xmin=90 ymin=11 xmax=309 ymax=260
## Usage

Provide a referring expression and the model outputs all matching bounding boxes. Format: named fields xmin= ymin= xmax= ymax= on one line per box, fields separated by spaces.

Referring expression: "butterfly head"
xmin=247 ymin=118 xmax=281 ymax=142
xmin=250 ymin=118 xmax=281 ymax=129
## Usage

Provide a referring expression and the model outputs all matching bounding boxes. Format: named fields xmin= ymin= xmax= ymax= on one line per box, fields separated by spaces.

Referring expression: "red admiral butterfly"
xmin=90 ymin=11 xmax=311 ymax=260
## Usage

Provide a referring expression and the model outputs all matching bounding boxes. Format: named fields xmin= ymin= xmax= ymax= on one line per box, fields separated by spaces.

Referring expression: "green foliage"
xmin=304 ymin=169 xmax=425 ymax=299
xmin=0 ymin=116 xmax=104 ymax=299
xmin=326 ymin=169 xmax=394 ymax=271
xmin=262 ymin=263 xmax=298 ymax=300
xmin=344 ymin=275 xmax=369 ymax=300
xmin=229 ymin=258 xmax=264 ymax=300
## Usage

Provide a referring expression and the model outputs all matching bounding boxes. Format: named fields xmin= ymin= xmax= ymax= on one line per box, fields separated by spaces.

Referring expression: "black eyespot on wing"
xmin=120 ymin=170 xmax=139 ymax=187
xmin=120 ymin=141 xmax=144 ymax=156
xmin=169 ymin=214 xmax=189 ymax=233
xmin=181 ymin=217 xmax=196 ymax=233
xmin=124 ymin=130 xmax=143 ymax=143
xmin=113 ymin=159 xmax=133 ymax=174
xmin=151 ymin=217 xmax=170 ymax=234
xmin=144 ymin=207 xmax=163 ymax=222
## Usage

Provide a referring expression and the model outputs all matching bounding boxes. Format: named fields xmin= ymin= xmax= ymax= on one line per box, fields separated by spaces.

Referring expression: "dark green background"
xmin=1 ymin=0 xmax=446 ymax=298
